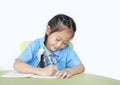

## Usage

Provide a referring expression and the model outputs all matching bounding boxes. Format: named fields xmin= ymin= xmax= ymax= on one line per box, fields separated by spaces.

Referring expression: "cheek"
xmin=60 ymin=44 xmax=67 ymax=49
xmin=48 ymin=38 xmax=56 ymax=45
xmin=61 ymin=46 xmax=65 ymax=49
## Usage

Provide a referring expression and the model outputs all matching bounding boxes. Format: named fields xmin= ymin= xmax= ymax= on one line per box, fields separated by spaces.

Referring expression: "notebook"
xmin=1 ymin=70 xmax=56 ymax=78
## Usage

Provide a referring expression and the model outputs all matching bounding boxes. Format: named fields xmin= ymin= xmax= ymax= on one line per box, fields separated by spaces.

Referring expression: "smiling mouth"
xmin=53 ymin=47 xmax=59 ymax=51
xmin=54 ymin=47 xmax=58 ymax=50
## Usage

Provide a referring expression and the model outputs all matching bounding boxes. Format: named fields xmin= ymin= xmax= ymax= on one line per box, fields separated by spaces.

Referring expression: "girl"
xmin=13 ymin=14 xmax=85 ymax=79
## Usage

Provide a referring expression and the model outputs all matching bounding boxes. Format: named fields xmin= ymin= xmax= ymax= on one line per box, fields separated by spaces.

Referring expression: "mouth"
xmin=53 ymin=47 xmax=59 ymax=51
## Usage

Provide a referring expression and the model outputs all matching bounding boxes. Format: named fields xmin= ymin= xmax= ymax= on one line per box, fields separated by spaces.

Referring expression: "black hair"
xmin=48 ymin=14 xmax=76 ymax=35
xmin=40 ymin=14 xmax=77 ymax=68
xmin=44 ymin=14 xmax=76 ymax=45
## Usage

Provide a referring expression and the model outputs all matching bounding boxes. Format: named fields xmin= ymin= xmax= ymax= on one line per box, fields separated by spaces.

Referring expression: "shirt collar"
xmin=43 ymin=46 xmax=60 ymax=57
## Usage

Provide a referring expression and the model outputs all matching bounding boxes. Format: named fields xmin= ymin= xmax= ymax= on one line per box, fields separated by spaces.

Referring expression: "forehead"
xmin=52 ymin=29 xmax=73 ymax=41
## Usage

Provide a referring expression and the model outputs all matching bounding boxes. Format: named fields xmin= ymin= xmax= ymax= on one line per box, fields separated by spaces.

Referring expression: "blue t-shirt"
xmin=18 ymin=37 xmax=81 ymax=70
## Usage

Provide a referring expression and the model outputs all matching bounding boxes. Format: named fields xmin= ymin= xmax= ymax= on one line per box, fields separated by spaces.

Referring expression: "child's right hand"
xmin=37 ymin=65 xmax=58 ymax=76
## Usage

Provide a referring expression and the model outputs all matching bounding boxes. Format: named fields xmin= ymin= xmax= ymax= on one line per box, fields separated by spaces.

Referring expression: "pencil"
xmin=43 ymin=45 xmax=52 ymax=64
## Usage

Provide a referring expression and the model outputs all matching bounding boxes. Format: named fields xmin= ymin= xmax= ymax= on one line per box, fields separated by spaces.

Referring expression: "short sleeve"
xmin=17 ymin=39 xmax=40 ymax=63
xmin=66 ymin=47 xmax=81 ymax=68
xmin=18 ymin=44 xmax=32 ymax=62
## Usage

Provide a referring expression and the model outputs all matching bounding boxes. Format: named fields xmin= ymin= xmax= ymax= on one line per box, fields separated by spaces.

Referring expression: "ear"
xmin=46 ymin=26 xmax=51 ymax=35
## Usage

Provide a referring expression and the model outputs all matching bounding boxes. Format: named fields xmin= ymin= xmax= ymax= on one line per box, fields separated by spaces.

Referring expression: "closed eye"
xmin=56 ymin=38 xmax=60 ymax=41
xmin=63 ymin=42 xmax=67 ymax=45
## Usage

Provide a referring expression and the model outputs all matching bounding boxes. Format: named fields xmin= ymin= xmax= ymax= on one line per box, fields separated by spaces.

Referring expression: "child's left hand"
xmin=55 ymin=69 xmax=72 ymax=79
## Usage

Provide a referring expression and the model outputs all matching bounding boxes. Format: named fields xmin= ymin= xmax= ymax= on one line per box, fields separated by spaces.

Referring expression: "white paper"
xmin=1 ymin=70 xmax=56 ymax=78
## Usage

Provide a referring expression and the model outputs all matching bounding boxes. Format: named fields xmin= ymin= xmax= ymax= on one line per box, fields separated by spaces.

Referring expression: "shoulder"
xmin=33 ymin=37 xmax=44 ymax=44
xmin=59 ymin=45 xmax=76 ymax=56
xmin=31 ymin=37 xmax=44 ymax=46
xmin=63 ymin=45 xmax=74 ymax=52
xmin=25 ymin=37 xmax=44 ymax=51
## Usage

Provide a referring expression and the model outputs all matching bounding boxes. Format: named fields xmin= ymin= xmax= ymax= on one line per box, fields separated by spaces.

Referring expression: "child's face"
xmin=46 ymin=28 xmax=73 ymax=52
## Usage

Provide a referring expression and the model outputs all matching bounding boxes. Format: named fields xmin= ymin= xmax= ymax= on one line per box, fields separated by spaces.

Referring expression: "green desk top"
xmin=0 ymin=71 xmax=120 ymax=85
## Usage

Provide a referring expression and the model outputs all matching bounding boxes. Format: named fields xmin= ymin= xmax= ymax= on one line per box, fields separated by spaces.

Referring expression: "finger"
xmin=59 ymin=72 xmax=67 ymax=79
xmin=66 ymin=74 xmax=71 ymax=78
xmin=52 ymin=69 xmax=57 ymax=73
xmin=55 ymin=71 xmax=60 ymax=75
xmin=56 ymin=72 xmax=63 ymax=79
xmin=52 ymin=69 xmax=58 ymax=75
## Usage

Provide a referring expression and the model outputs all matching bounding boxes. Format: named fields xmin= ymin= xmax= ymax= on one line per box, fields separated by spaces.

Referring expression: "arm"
xmin=13 ymin=59 xmax=58 ymax=76
xmin=55 ymin=63 xmax=85 ymax=79
xmin=66 ymin=63 xmax=85 ymax=76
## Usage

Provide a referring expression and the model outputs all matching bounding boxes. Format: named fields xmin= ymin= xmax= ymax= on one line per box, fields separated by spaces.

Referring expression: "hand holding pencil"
xmin=36 ymin=65 xmax=58 ymax=76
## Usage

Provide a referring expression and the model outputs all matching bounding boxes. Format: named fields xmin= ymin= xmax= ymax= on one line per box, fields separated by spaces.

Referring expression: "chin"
xmin=49 ymin=48 xmax=55 ymax=52
xmin=50 ymin=47 xmax=55 ymax=51
xmin=50 ymin=46 xmax=58 ymax=52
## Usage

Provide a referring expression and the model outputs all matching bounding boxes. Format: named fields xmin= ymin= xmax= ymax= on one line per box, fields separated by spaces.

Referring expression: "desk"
xmin=0 ymin=71 xmax=120 ymax=85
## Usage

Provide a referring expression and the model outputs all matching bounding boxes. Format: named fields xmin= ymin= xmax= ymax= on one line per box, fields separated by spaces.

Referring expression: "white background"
xmin=0 ymin=0 xmax=120 ymax=80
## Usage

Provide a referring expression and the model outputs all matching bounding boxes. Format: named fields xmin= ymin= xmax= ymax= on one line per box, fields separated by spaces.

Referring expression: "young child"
xmin=13 ymin=14 xmax=85 ymax=79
